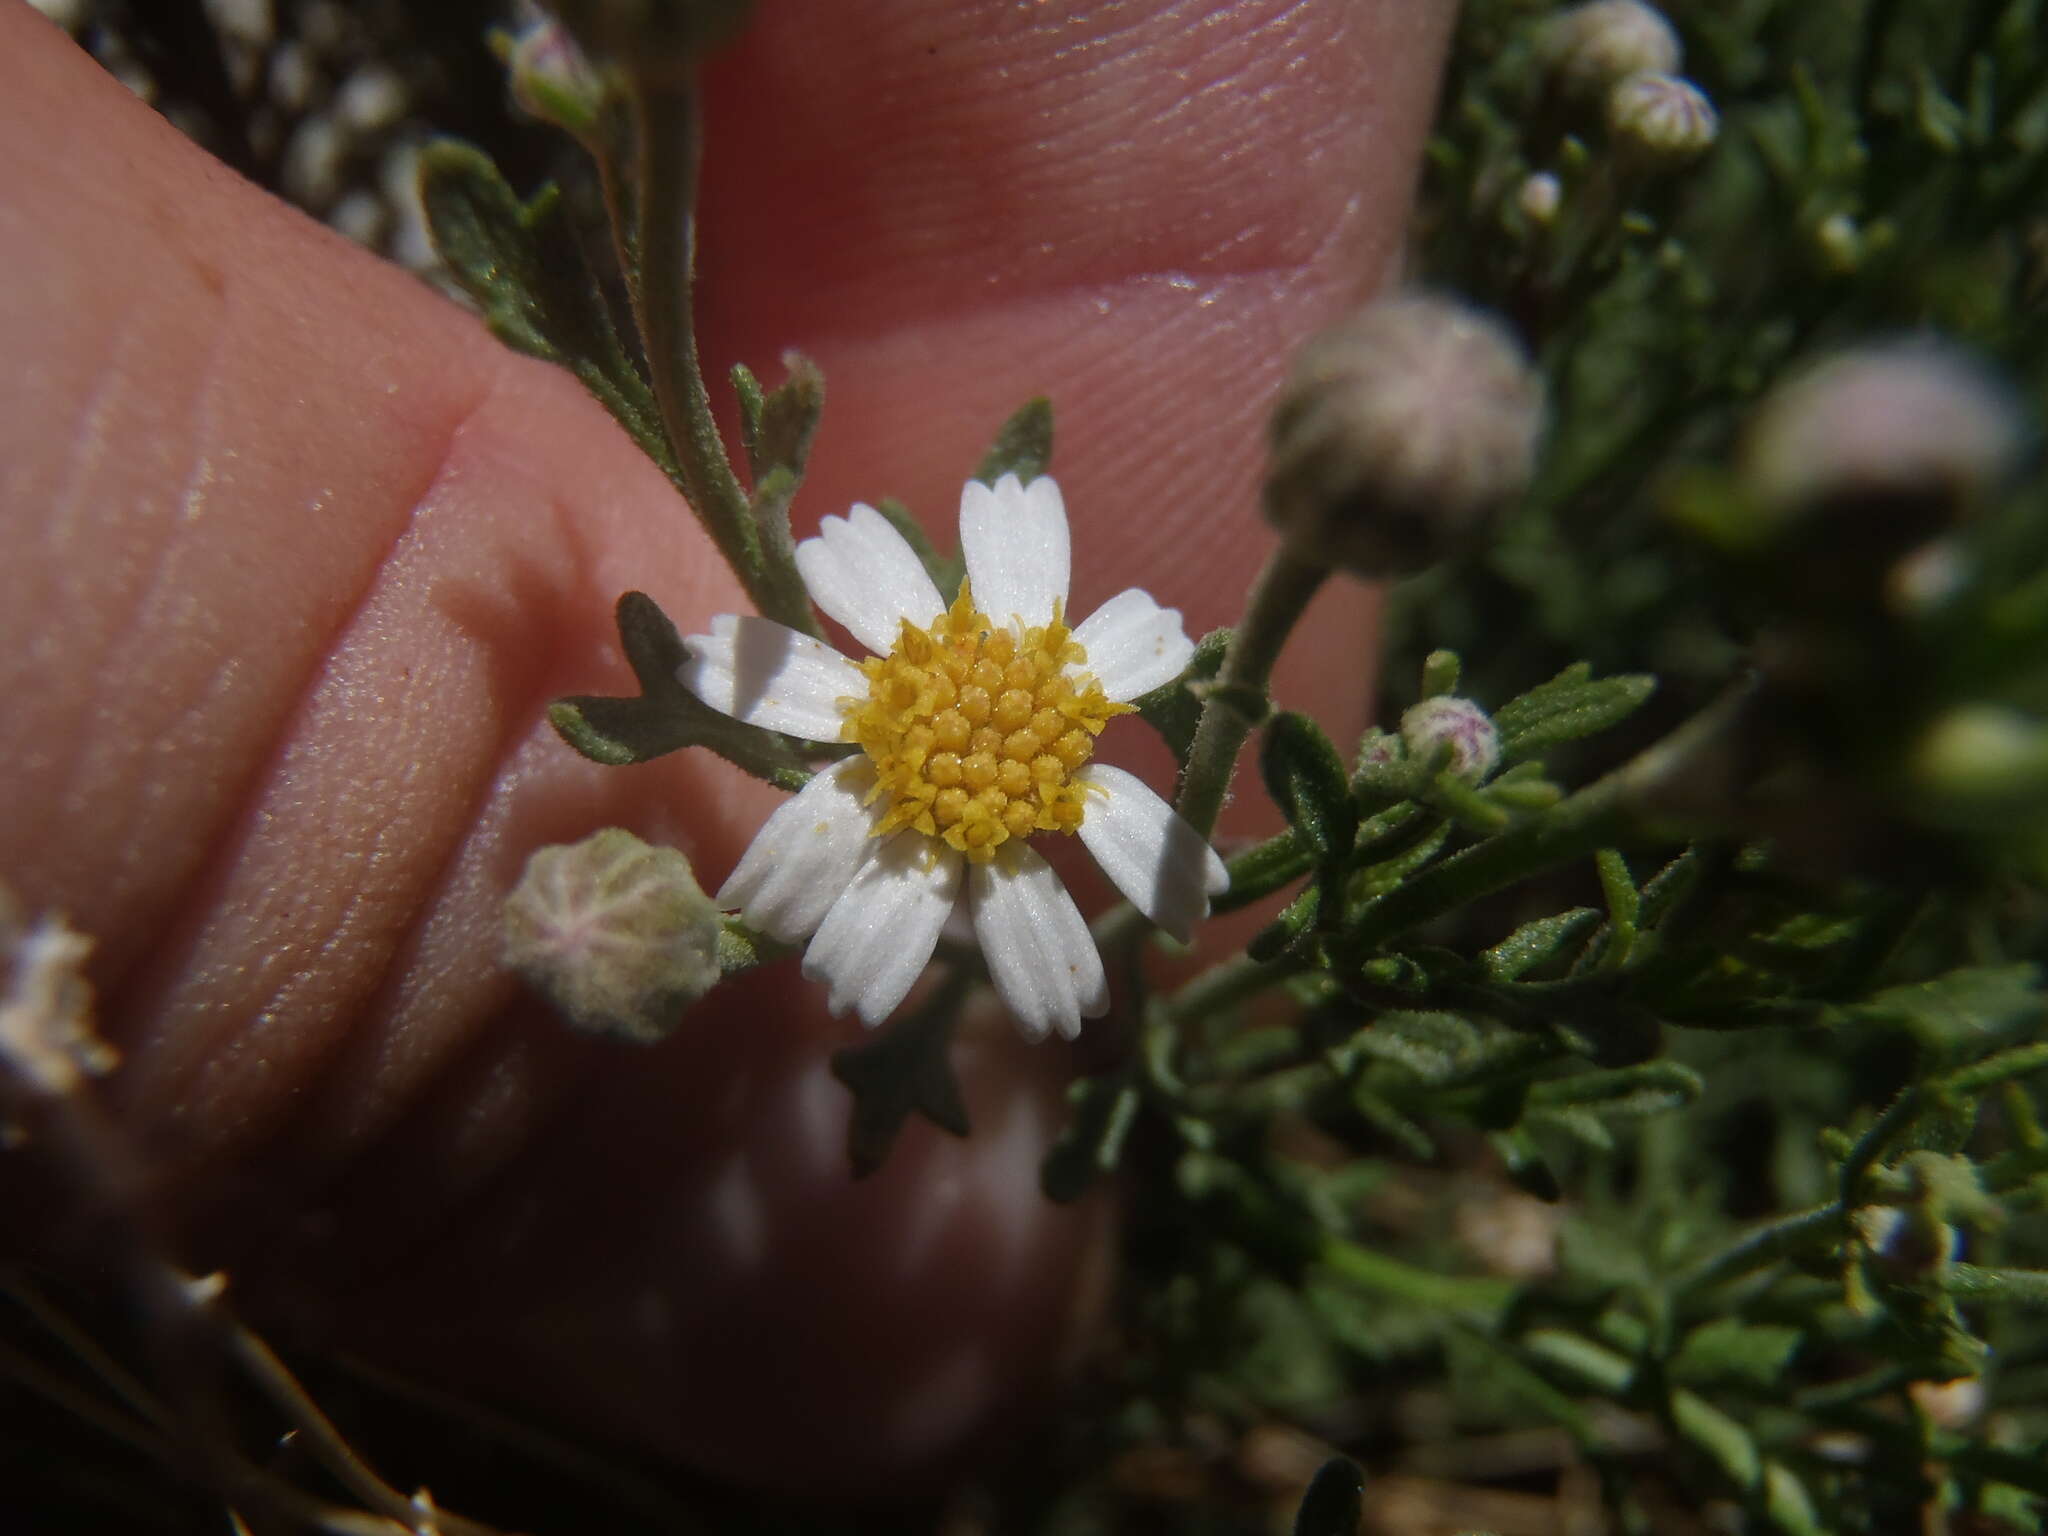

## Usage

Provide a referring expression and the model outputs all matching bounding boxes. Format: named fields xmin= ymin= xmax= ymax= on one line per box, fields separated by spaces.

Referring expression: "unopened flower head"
xmin=1265 ymin=293 xmax=1545 ymax=577
xmin=503 ymin=828 xmax=724 ymax=1043
xmin=1607 ymin=72 xmax=1719 ymax=162
xmin=679 ymin=474 xmax=1228 ymax=1040
xmin=501 ymin=18 xmax=611 ymax=146
xmin=1517 ymin=171 xmax=1563 ymax=227
xmin=1536 ymin=1 xmax=1683 ymax=100
xmin=1741 ymin=341 xmax=2027 ymax=524
xmin=1401 ymin=695 xmax=1501 ymax=783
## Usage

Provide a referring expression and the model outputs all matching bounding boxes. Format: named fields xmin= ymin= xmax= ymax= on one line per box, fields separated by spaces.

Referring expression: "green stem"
xmin=625 ymin=79 xmax=816 ymax=635
xmin=1320 ymin=1236 xmax=1514 ymax=1321
xmin=1674 ymin=1202 xmax=1844 ymax=1301
xmin=1175 ymin=547 xmax=1329 ymax=840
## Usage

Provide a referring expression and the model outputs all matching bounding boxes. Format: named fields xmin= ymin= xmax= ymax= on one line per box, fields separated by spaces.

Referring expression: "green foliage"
xmin=418 ymin=141 xmax=673 ymax=475
xmin=972 ymin=396 xmax=1055 ymax=486
xmin=548 ymin=590 xmax=816 ymax=788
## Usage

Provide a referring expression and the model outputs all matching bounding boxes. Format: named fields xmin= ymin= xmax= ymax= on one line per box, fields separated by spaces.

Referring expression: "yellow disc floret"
xmin=842 ymin=583 xmax=1130 ymax=863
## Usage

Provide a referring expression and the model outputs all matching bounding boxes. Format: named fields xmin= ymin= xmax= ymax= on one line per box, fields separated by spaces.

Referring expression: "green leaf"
xmin=418 ymin=141 xmax=673 ymax=474
xmin=830 ymin=992 xmax=970 ymax=1179
xmin=1215 ymin=829 xmax=1316 ymax=914
xmin=1669 ymin=1317 xmax=1804 ymax=1390
xmin=875 ymin=497 xmax=963 ymax=602
xmin=1482 ymin=908 xmax=1602 ymax=981
xmin=1840 ymin=965 xmax=2044 ymax=1052
xmin=549 ymin=591 xmax=815 ymax=789
xmin=1262 ymin=712 xmax=1358 ymax=862
xmin=1490 ymin=1128 xmax=1563 ymax=1201
xmin=1945 ymin=1264 xmax=2048 ymax=1305
xmin=1133 ymin=627 xmax=1231 ymax=767
xmin=1420 ymin=649 xmax=1462 ymax=698
xmin=1352 ymin=1011 xmax=1481 ymax=1085
xmin=732 ymin=352 xmax=823 ymax=485
xmin=1492 ymin=662 xmax=1657 ymax=762
xmin=1042 ymin=1075 xmax=1142 ymax=1203
xmin=1249 ymin=884 xmax=1320 ymax=963
xmin=973 ymin=397 xmax=1054 ymax=486
xmin=1528 ymin=1061 xmax=1705 ymax=1118
xmin=1291 ymin=1459 xmax=1364 ymax=1536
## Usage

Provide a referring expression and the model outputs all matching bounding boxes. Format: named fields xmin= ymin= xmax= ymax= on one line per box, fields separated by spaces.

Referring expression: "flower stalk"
xmin=618 ymin=76 xmax=817 ymax=635
xmin=1174 ymin=546 xmax=1330 ymax=840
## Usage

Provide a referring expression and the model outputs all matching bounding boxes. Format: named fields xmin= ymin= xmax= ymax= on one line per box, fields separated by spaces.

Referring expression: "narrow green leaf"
xmin=1843 ymin=965 xmax=2043 ymax=1051
xmin=1492 ymin=663 xmax=1657 ymax=762
xmin=1250 ymin=884 xmax=1320 ymax=963
xmin=1262 ymin=712 xmax=1358 ymax=861
xmin=1420 ymin=649 xmax=1461 ymax=698
xmin=549 ymin=591 xmax=815 ymax=789
xmin=741 ymin=350 xmax=824 ymax=485
xmin=418 ymin=140 xmax=672 ymax=473
xmin=1945 ymin=1264 xmax=2048 ymax=1305
xmin=1669 ymin=1317 xmax=1804 ymax=1389
xmin=973 ymin=397 xmax=1054 ymax=485
xmin=1133 ymin=627 xmax=1231 ymax=767
xmin=1528 ymin=1061 xmax=1705 ymax=1117
xmin=1483 ymin=908 xmax=1602 ymax=981
xmin=1042 ymin=1075 xmax=1142 ymax=1203
xmin=1214 ymin=829 xmax=1315 ymax=914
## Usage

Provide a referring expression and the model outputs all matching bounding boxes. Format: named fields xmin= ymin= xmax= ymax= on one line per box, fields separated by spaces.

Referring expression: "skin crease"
xmin=0 ymin=0 xmax=1451 ymax=1500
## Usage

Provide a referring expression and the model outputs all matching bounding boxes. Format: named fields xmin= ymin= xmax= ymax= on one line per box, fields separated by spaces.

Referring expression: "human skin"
xmin=0 ymin=0 xmax=1451 ymax=1497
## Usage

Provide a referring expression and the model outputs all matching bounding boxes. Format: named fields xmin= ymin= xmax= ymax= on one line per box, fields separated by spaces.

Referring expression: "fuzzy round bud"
xmin=503 ymin=828 xmax=723 ymax=1043
xmin=1516 ymin=171 xmax=1563 ymax=227
xmin=1606 ymin=72 xmax=1719 ymax=161
xmin=1741 ymin=342 xmax=2026 ymax=525
xmin=1536 ymin=1 xmax=1683 ymax=99
xmin=1815 ymin=212 xmax=1862 ymax=274
xmin=1264 ymin=294 xmax=1545 ymax=577
xmin=1401 ymin=696 xmax=1501 ymax=783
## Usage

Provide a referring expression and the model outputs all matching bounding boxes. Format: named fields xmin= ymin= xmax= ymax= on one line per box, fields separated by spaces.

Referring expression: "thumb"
xmin=0 ymin=0 xmax=1450 ymax=1495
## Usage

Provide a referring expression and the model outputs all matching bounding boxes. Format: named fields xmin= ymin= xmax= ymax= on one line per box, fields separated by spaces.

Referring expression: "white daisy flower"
xmin=678 ymin=473 xmax=1229 ymax=1040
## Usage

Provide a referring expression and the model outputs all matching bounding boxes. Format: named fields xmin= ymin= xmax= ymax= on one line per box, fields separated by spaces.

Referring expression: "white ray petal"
xmin=968 ymin=847 xmax=1108 ymax=1042
xmin=1070 ymin=588 xmax=1196 ymax=703
xmin=959 ymin=473 xmax=1069 ymax=630
xmin=1073 ymin=764 xmax=1229 ymax=944
xmin=795 ymin=502 xmax=947 ymax=657
xmin=678 ymin=614 xmax=864 ymax=743
xmin=717 ymin=757 xmax=879 ymax=943
xmin=803 ymin=837 xmax=964 ymax=1026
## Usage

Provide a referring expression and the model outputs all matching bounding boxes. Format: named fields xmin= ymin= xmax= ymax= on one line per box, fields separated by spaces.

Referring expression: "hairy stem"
xmin=624 ymin=78 xmax=816 ymax=634
xmin=1175 ymin=547 xmax=1330 ymax=840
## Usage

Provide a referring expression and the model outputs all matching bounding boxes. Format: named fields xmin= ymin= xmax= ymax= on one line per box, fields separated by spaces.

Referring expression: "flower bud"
xmin=1265 ymin=294 xmax=1545 ymax=577
xmin=1535 ymin=1 xmax=1683 ymax=99
xmin=502 ymin=828 xmax=724 ymax=1043
xmin=1516 ymin=171 xmax=1563 ymax=227
xmin=499 ymin=18 xmax=612 ymax=147
xmin=1741 ymin=342 xmax=2026 ymax=527
xmin=1401 ymin=696 xmax=1501 ymax=783
xmin=1913 ymin=704 xmax=2048 ymax=808
xmin=1606 ymin=72 xmax=1719 ymax=162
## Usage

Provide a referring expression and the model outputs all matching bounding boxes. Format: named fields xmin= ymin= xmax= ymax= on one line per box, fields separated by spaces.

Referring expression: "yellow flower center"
xmin=842 ymin=583 xmax=1129 ymax=863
